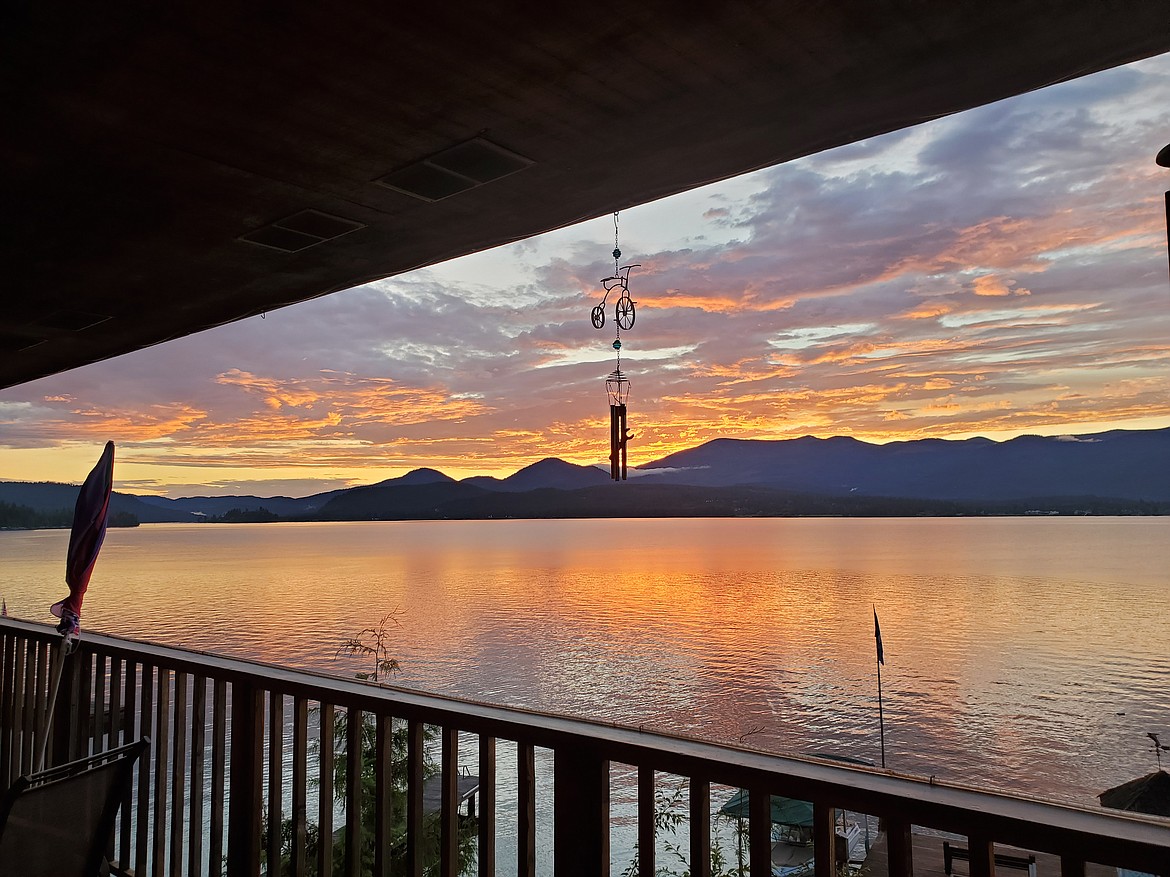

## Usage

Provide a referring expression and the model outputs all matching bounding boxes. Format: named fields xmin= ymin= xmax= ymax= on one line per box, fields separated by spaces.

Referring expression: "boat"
xmin=768 ymin=818 xmax=868 ymax=876
xmin=718 ymin=789 xmax=870 ymax=876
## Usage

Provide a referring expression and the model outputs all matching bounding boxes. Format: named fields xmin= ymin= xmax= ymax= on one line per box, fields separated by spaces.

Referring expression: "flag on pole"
xmin=50 ymin=441 xmax=115 ymax=643
xmin=873 ymin=606 xmax=885 ymax=665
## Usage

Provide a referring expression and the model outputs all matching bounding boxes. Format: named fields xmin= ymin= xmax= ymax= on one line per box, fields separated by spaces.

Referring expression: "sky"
xmin=3 ymin=54 xmax=1170 ymax=498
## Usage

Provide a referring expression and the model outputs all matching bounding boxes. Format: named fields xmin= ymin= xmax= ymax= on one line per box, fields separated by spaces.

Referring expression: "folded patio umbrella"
xmin=50 ymin=441 xmax=115 ymax=643
xmin=39 ymin=442 xmax=115 ymax=770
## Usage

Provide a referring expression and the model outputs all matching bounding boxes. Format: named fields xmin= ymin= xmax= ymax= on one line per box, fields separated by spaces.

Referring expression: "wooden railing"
xmin=2 ymin=617 xmax=1168 ymax=877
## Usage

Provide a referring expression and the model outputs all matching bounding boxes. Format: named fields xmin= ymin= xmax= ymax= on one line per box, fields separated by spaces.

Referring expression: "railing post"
xmin=90 ymin=652 xmax=106 ymax=753
xmin=885 ymin=817 xmax=914 ymax=877
xmin=407 ymin=720 xmax=425 ymax=877
xmin=317 ymin=703 xmax=335 ymax=877
xmin=345 ymin=707 xmax=363 ymax=877
xmin=211 ymin=678 xmax=228 ymax=877
xmin=440 ymin=726 xmax=459 ymax=877
xmin=20 ymin=640 xmax=36 ymax=771
xmin=554 ymin=743 xmax=609 ymax=877
xmin=268 ymin=691 xmax=285 ymax=877
xmin=33 ymin=641 xmax=49 ymax=763
xmin=293 ymin=697 xmax=310 ymax=877
xmin=171 ymin=672 xmax=189 ymax=877
xmin=107 ymin=655 xmax=123 ymax=868
xmin=968 ymin=835 xmax=996 ymax=877
xmin=152 ymin=667 xmax=171 ymax=877
xmin=478 ymin=736 xmax=496 ymax=877
xmin=638 ymin=766 xmax=656 ymax=877
xmin=517 ymin=742 xmax=535 ymax=877
xmin=116 ymin=660 xmax=137 ymax=867
xmin=374 ymin=714 xmax=393 ymax=877
xmin=134 ymin=665 xmax=154 ymax=874
xmin=72 ymin=645 xmax=92 ymax=761
xmin=190 ymin=675 xmax=207 ymax=877
xmin=749 ymin=787 xmax=771 ymax=877
xmin=0 ymin=634 xmax=15 ymax=787
xmin=813 ymin=802 xmax=838 ymax=877
xmin=227 ymin=681 xmax=264 ymax=877
xmin=690 ymin=778 xmax=711 ymax=877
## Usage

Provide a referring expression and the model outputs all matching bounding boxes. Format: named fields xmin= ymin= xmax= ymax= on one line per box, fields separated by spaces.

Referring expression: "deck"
xmin=864 ymin=832 xmax=1119 ymax=877
xmin=3 ymin=617 xmax=1169 ymax=877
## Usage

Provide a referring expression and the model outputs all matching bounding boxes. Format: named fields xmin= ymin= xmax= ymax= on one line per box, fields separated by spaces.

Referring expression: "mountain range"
xmin=3 ymin=427 xmax=1168 ymax=524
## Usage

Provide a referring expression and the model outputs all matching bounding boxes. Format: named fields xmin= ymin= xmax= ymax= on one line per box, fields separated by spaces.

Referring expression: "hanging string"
xmin=612 ymin=211 xmax=622 ymax=370
xmin=613 ymin=211 xmax=621 ymax=273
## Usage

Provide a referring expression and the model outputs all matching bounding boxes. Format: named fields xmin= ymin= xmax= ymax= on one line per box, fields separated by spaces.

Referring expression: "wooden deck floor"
xmin=863 ymin=832 xmax=1117 ymax=877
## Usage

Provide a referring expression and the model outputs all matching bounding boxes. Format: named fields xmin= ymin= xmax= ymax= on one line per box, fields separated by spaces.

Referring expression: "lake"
xmin=2 ymin=516 xmax=1168 ymax=812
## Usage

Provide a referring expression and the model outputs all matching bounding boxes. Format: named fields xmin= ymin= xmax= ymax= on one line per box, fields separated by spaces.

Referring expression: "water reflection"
xmin=3 ymin=516 xmax=1168 ymax=806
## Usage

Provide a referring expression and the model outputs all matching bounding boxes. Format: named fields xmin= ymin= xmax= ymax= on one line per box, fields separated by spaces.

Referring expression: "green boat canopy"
xmin=718 ymin=790 xmax=813 ymax=827
xmin=718 ymin=754 xmax=874 ymax=828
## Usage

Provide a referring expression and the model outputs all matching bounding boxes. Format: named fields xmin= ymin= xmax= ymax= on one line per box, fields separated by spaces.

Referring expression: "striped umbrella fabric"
xmin=50 ymin=441 xmax=115 ymax=640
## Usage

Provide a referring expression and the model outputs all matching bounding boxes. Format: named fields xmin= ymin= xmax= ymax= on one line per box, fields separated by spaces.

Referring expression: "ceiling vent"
xmin=239 ymin=210 xmax=366 ymax=253
xmin=376 ymin=137 xmax=533 ymax=202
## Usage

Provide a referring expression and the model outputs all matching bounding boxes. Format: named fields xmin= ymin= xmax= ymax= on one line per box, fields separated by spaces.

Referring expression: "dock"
xmin=421 ymin=773 xmax=480 ymax=815
xmin=863 ymin=832 xmax=1116 ymax=877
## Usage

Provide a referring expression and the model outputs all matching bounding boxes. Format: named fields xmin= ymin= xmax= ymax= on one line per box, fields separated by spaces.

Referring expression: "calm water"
xmin=3 ymin=517 xmax=1169 ymax=809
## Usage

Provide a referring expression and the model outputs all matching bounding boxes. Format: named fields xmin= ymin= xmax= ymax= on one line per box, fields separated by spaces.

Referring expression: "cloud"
xmin=972 ymin=275 xmax=1030 ymax=297
xmin=3 ymin=54 xmax=1170 ymax=494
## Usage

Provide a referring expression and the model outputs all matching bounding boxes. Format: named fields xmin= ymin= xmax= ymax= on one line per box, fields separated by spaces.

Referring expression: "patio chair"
xmin=0 ymin=737 xmax=149 ymax=877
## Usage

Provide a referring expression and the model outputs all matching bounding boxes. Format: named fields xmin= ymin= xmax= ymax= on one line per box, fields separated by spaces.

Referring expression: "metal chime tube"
xmin=618 ymin=404 xmax=627 ymax=480
xmin=610 ymin=405 xmax=620 ymax=480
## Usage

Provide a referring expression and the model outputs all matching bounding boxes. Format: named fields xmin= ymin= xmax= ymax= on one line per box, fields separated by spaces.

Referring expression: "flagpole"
xmin=873 ymin=605 xmax=887 ymax=769
xmin=876 ymin=655 xmax=886 ymax=769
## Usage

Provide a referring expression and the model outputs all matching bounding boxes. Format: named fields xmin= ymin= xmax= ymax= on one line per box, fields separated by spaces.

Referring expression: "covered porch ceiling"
xmin=3 ymin=1 xmax=1168 ymax=390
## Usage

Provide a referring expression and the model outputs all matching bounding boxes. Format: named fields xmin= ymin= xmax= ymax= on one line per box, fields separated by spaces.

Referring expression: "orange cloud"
xmin=971 ymin=274 xmax=1030 ymax=297
xmin=653 ymin=290 xmax=751 ymax=313
xmin=897 ymin=302 xmax=955 ymax=320
xmin=216 ymin=370 xmax=323 ymax=409
xmin=23 ymin=403 xmax=208 ymax=442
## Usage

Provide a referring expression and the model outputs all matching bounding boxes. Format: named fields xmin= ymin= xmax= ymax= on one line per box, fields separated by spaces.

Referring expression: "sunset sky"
xmin=3 ymin=53 xmax=1170 ymax=498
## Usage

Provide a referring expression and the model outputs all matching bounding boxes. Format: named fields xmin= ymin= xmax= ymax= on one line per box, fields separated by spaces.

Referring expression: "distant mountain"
xmin=0 ymin=482 xmax=199 ymax=523
xmin=463 ymin=458 xmax=610 ymax=492
xmin=136 ymin=492 xmax=346 ymax=518
xmin=8 ymin=427 xmax=1168 ymax=527
xmin=299 ymin=482 xmax=1168 ymax=522
xmin=133 ymin=469 xmax=451 ymax=518
xmin=314 ymin=480 xmax=490 ymax=520
xmin=370 ymin=468 xmax=454 ymax=488
xmin=636 ymin=428 xmax=1170 ymax=501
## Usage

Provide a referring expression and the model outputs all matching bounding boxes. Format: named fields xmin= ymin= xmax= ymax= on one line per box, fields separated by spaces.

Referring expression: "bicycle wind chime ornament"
xmin=590 ymin=212 xmax=639 ymax=480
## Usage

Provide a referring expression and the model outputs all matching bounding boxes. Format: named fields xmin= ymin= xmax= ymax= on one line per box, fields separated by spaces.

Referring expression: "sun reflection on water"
xmin=3 ymin=516 xmax=1167 ymax=806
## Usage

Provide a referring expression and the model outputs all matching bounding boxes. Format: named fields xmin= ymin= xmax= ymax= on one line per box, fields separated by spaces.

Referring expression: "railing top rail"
xmin=4 ymin=617 xmax=1169 ymax=865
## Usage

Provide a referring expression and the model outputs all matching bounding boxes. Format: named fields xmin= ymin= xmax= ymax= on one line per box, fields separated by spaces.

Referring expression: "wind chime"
xmin=589 ymin=212 xmax=639 ymax=480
